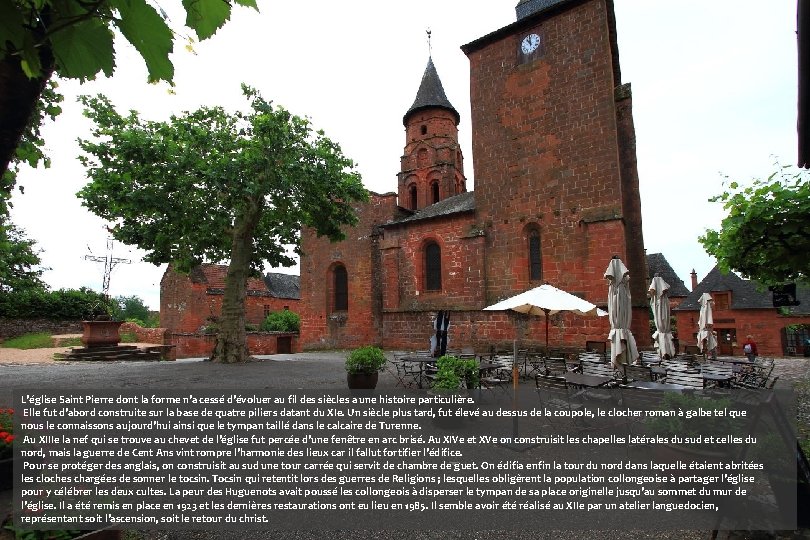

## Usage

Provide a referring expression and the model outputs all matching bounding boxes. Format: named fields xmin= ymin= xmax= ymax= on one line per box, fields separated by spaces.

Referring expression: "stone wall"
xmin=169 ymin=332 xmax=299 ymax=359
xmin=0 ymin=318 xmax=82 ymax=340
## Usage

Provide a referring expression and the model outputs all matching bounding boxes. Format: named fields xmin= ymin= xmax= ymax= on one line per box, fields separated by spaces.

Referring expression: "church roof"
xmin=262 ymin=272 xmax=301 ymax=300
xmin=403 ymin=57 xmax=460 ymax=126
xmin=646 ymin=253 xmax=690 ymax=297
xmin=189 ymin=263 xmax=300 ymax=299
xmin=385 ymin=191 xmax=475 ymax=227
xmin=673 ymin=266 xmax=810 ymax=314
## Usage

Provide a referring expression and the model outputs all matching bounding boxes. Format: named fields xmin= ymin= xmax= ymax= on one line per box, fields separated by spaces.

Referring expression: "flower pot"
xmin=81 ymin=320 xmax=123 ymax=348
xmin=347 ymin=372 xmax=378 ymax=389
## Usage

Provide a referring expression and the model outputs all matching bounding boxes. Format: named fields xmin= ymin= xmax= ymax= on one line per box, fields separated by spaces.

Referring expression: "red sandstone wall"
xmin=465 ymin=0 xmax=628 ymax=304
xmin=382 ymin=212 xmax=484 ymax=312
xmin=169 ymin=332 xmax=299 ymax=359
xmin=160 ymin=267 xmax=299 ymax=333
xmin=380 ymin=310 xmax=612 ymax=353
xmin=673 ymin=308 xmax=810 ymax=357
xmin=299 ymin=193 xmax=399 ymax=350
xmin=119 ymin=322 xmax=169 ymax=344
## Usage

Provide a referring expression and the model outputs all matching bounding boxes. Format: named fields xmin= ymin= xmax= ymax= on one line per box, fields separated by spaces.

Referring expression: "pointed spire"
xmin=403 ymin=57 xmax=460 ymax=126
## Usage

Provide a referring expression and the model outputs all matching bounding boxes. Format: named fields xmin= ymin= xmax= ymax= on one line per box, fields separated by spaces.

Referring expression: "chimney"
xmin=690 ymin=269 xmax=698 ymax=291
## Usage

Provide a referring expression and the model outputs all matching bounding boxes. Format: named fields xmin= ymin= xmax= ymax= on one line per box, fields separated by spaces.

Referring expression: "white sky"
xmin=8 ymin=0 xmax=799 ymax=310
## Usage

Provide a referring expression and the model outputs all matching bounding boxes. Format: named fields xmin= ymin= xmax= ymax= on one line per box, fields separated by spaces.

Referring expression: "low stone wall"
xmin=169 ymin=332 xmax=299 ymax=359
xmin=0 ymin=318 xmax=83 ymax=340
xmin=119 ymin=322 xmax=170 ymax=344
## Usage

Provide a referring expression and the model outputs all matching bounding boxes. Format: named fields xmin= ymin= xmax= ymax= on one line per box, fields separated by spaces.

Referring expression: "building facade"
xmin=299 ymin=0 xmax=649 ymax=352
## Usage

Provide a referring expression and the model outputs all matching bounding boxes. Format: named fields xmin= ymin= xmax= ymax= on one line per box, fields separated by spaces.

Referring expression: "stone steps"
xmin=54 ymin=345 xmax=165 ymax=362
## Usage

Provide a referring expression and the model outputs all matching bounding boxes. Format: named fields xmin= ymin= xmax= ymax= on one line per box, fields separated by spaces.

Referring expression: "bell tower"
xmin=398 ymin=57 xmax=466 ymax=211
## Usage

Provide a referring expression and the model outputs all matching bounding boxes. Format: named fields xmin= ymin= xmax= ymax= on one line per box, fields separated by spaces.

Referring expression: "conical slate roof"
xmin=403 ymin=57 xmax=460 ymax=126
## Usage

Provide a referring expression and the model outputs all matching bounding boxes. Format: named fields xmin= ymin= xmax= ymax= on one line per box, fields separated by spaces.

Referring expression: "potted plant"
xmin=345 ymin=346 xmax=387 ymax=389
xmin=431 ymin=355 xmax=479 ymax=391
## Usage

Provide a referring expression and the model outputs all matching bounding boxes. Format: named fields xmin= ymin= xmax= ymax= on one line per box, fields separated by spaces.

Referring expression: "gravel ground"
xmin=0 ymin=351 xmax=807 ymax=540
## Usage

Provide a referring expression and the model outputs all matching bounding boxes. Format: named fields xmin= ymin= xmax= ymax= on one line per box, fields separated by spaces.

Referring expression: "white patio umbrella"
xmin=648 ymin=275 xmax=676 ymax=359
xmin=697 ymin=292 xmax=717 ymax=354
xmin=604 ymin=257 xmax=639 ymax=368
xmin=483 ymin=283 xmax=605 ymax=352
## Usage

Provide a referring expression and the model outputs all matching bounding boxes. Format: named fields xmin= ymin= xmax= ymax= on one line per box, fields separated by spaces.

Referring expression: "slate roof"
xmin=646 ymin=253 xmax=690 ymax=297
xmin=403 ymin=57 xmax=460 ymax=126
xmin=674 ymin=265 xmax=810 ymax=314
xmin=190 ymin=263 xmax=300 ymax=299
xmin=383 ymin=191 xmax=475 ymax=227
xmin=516 ymin=0 xmax=571 ymax=20
xmin=263 ymin=273 xmax=301 ymax=300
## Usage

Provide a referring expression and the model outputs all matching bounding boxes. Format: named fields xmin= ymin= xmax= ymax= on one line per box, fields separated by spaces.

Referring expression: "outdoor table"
xmin=564 ymin=372 xmax=612 ymax=388
xmin=701 ymin=372 xmax=732 ymax=387
xmin=621 ymin=381 xmax=688 ymax=391
xmin=715 ymin=357 xmax=753 ymax=366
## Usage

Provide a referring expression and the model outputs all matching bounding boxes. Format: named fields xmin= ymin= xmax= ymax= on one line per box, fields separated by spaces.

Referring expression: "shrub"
xmin=0 ymin=287 xmax=107 ymax=320
xmin=260 ymin=310 xmax=300 ymax=332
xmin=345 ymin=346 xmax=387 ymax=374
xmin=431 ymin=355 xmax=478 ymax=390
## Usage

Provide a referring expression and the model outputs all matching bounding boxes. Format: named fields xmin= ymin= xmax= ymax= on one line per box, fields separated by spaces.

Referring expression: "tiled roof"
xmin=191 ymin=263 xmax=299 ymax=299
xmin=674 ymin=266 xmax=810 ymax=314
xmin=646 ymin=253 xmax=690 ymax=297
xmin=403 ymin=57 xmax=460 ymax=126
xmin=384 ymin=191 xmax=475 ymax=227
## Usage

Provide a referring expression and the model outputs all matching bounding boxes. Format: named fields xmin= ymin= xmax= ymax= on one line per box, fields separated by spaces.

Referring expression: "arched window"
xmin=425 ymin=242 xmax=441 ymax=291
xmin=333 ymin=265 xmax=348 ymax=311
xmin=409 ymin=184 xmax=418 ymax=210
xmin=528 ymin=228 xmax=542 ymax=281
xmin=431 ymin=181 xmax=440 ymax=204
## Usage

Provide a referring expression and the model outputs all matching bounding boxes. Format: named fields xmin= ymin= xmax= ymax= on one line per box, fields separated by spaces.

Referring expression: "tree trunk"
xmin=210 ymin=200 xmax=262 ymax=363
xmin=0 ymin=48 xmax=54 ymax=188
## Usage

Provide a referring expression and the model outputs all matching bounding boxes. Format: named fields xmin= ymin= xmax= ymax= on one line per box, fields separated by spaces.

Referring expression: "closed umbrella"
xmin=648 ymin=275 xmax=675 ymax=359
xmin=697 ymin=293 xmax=717 ymax=355
xmin=604 ymin=257 xmax=639 ymax=368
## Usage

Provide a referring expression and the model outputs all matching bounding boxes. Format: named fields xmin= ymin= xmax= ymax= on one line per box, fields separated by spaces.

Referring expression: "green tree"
xmin=0 ymin=0 xmax=257 ymax=215
xmin=77 ymin=86 xmax=368 ymax=363
xmin=699 ymin=166 xmax=810 ymax=284
xmin=0 ymin=216 xmax=47 ymax=292
xmin=110 ymin=295 xmax=152 ymax=325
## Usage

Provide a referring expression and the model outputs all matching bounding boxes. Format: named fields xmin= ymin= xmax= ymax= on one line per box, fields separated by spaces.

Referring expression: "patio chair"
xmin=535 ymin=375 xmax=583 ymax=428
xmin=701 ymin=360 xmax=734 ymax=388
xmin=524 ymin=353 xmax=545 ymax=379
xmin=480 ymin=355 xmax=512 ymax=393
xmin=661 ymin=369 xmax=703 ymax=389
xmin=544 ymin=356 xmax=568 ymax=377
xmin=622 ymin=364 xmax=653 ymax=383
xmin=389 ymin=355 xmax=421 ymax=389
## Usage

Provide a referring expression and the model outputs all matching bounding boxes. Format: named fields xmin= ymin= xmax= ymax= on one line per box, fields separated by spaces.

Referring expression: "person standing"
xmin=743 ymin=335 xmax=758 ymax=362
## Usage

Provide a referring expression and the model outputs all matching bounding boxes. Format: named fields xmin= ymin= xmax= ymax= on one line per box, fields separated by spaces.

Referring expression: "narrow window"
xmin=421 ymin=125 xmax=428 ymax=135
xmin=431 ymin=181 xmax=440 ymax=204
xmin=529 ymin=229 xmax=542 ymax=281
xmin=263 ymin=305 xmax=271 ymax=317
xmin=425 ymin=242 xmax=441 ymax=291
xmin=334 ymin=265 xmax=348 ymax=311
xmin=409 ymin=184 xmax=418 ymax=210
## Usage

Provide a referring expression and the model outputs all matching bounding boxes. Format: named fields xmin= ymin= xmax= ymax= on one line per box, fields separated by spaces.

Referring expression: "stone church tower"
xmin=298 ymin=0 xmax=649 ymax=352
xmin=398 ymin=58 xmax=467 ymax=211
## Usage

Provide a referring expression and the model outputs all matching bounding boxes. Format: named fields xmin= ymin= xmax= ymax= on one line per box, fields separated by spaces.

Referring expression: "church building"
xmin=298 ymin=0 xmax=649 ymax=352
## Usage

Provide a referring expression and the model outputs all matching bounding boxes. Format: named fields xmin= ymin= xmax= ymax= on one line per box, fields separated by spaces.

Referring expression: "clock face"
xmin=521 ymin=33 xmax=541 ymax=54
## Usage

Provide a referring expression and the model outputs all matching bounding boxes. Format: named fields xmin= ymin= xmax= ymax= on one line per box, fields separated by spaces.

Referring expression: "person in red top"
xmin=742 ymin=335 xmax=758 ymax=362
